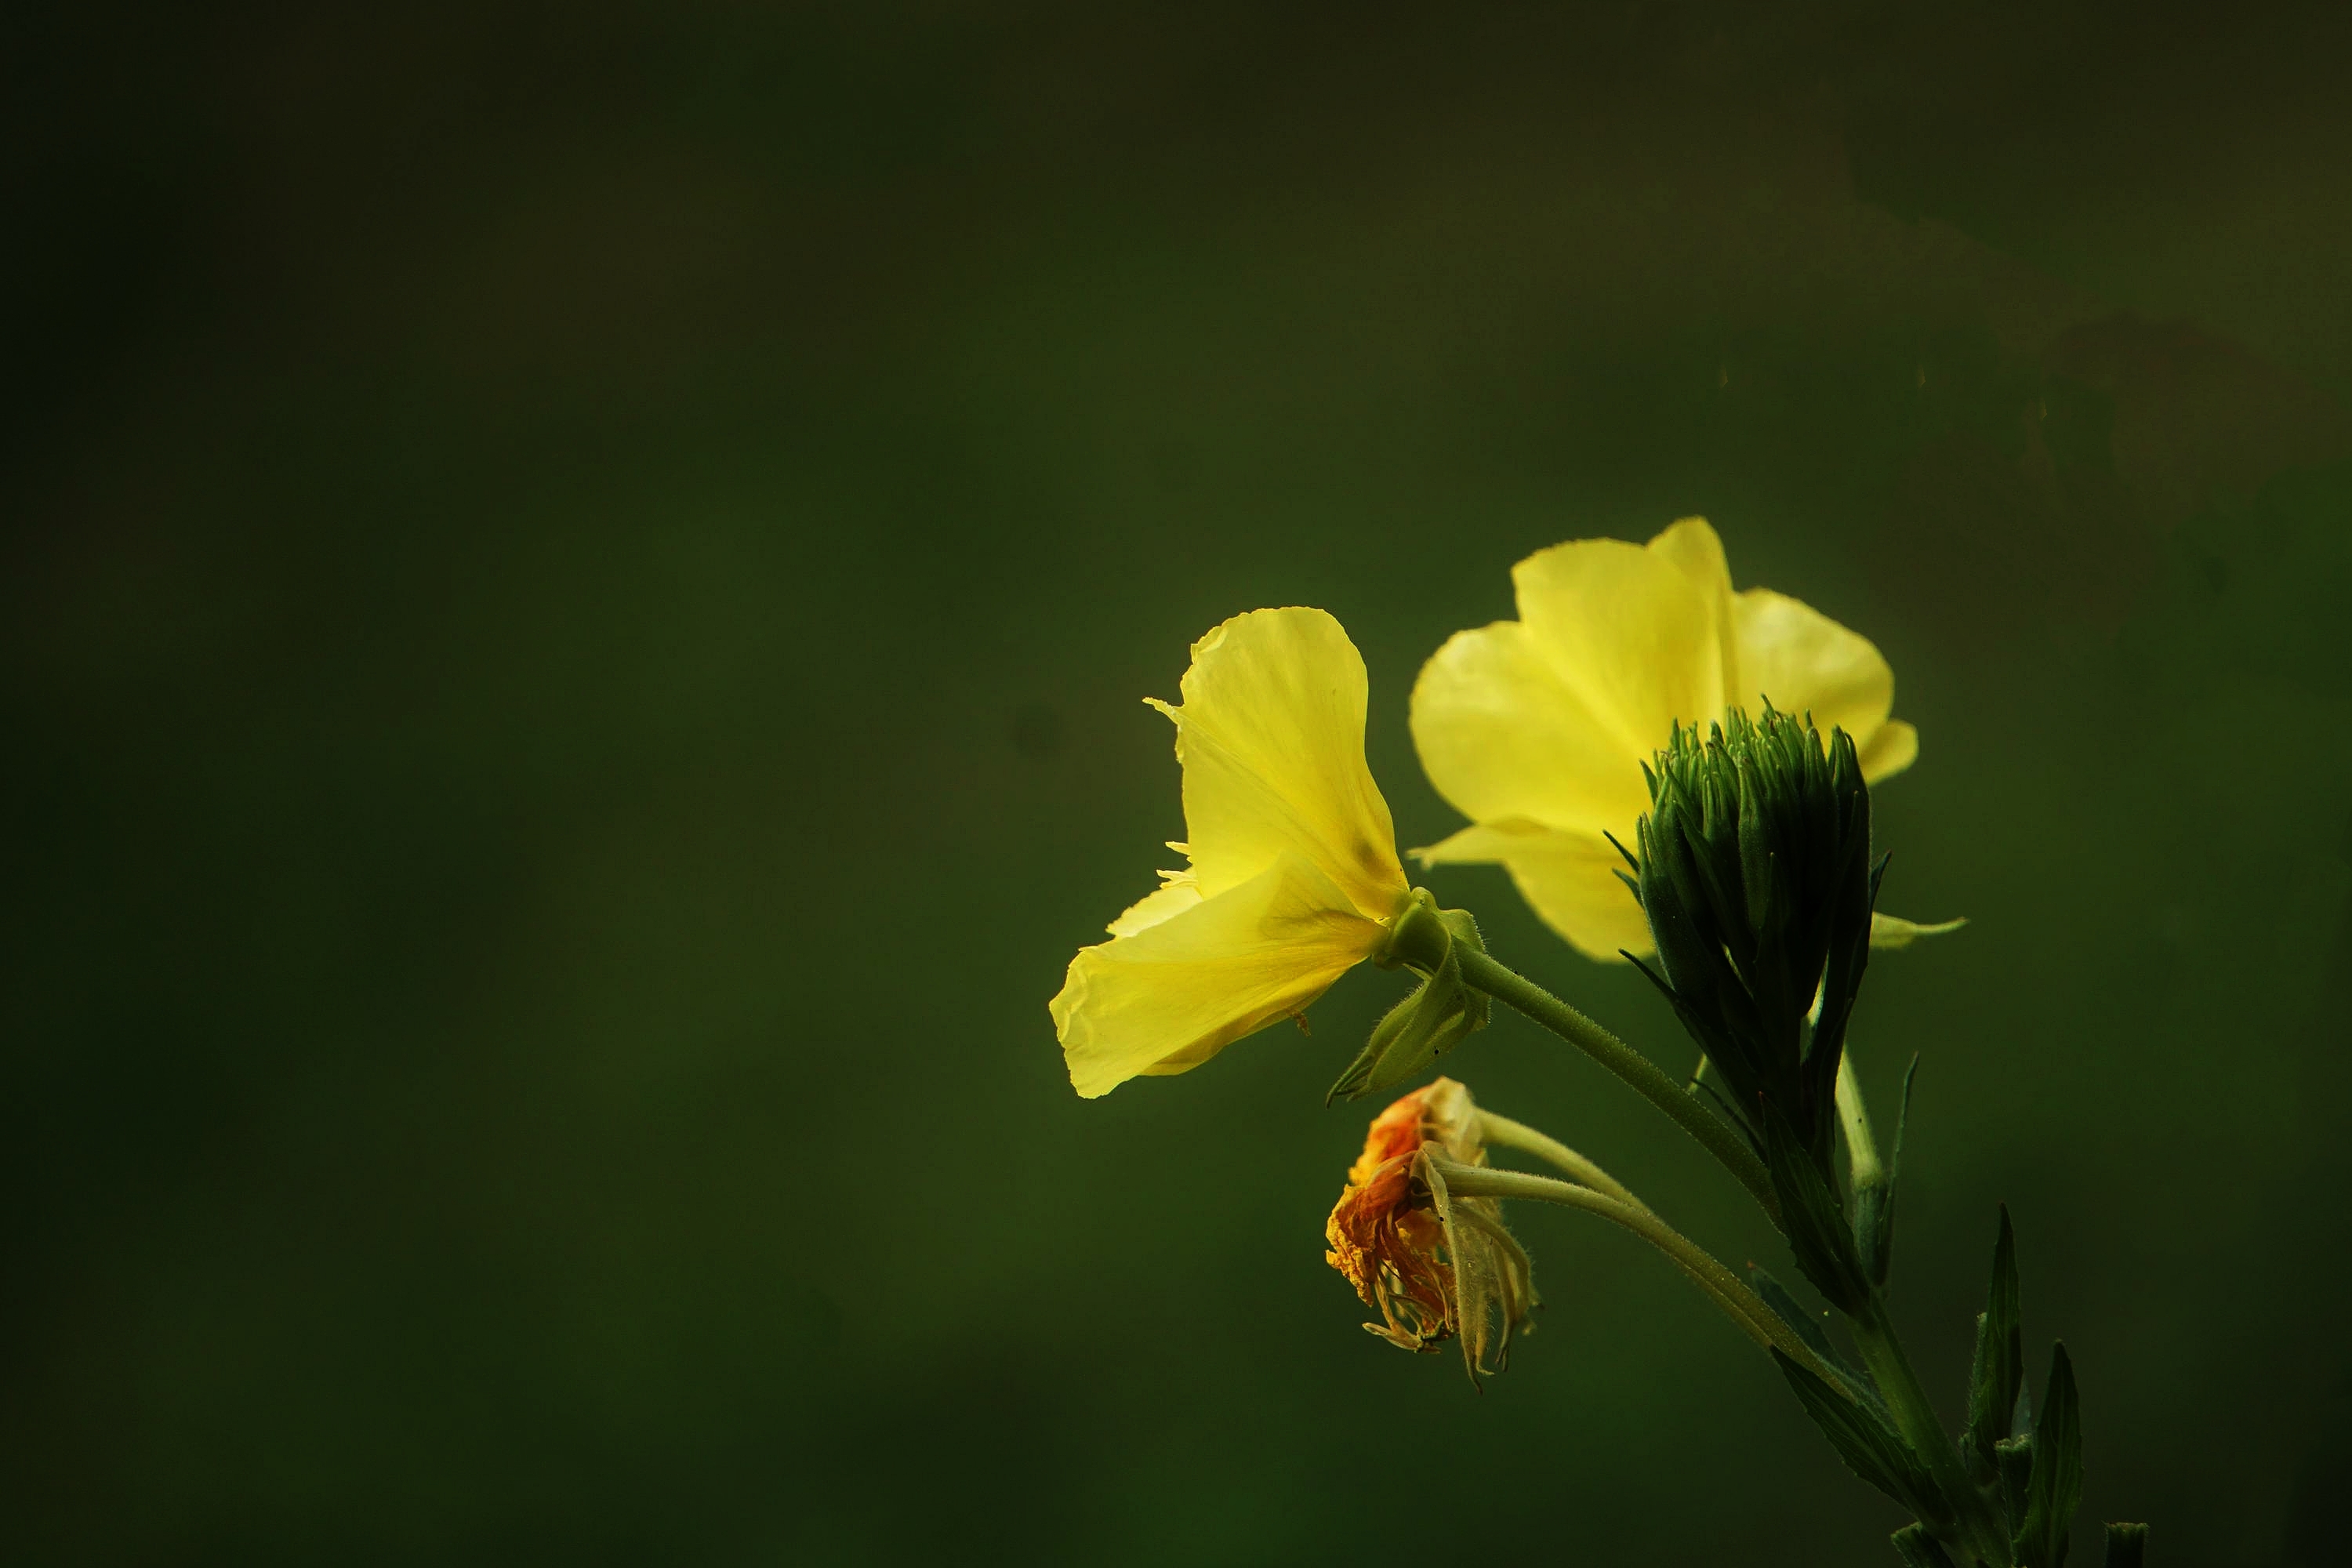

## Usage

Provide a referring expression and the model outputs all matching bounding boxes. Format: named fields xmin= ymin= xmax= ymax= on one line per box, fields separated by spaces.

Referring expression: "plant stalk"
xmin=1836 ymin=1050 xmax=1884 ymax=1192
xmin=1850 ymin=1293 xmax=2014 ymax=1566
xmin=1456 ymin=949 xmax=1783 ymax=1229
xmin=1475 ymin=1111 xmax=1648 ymax=1211
xmin=1436 ymin=1160 xmax=1836 ymax=1386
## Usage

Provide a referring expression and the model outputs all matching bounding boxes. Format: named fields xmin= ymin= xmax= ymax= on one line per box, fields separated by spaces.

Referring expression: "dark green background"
xmin=8 ymin=4 xmax=2350 ymax=1563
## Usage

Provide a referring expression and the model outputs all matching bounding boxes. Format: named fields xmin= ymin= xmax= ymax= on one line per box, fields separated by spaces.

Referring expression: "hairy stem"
xmin=1475 ymin=1111 xmax=1648 ymax=1211
xmin=1434 ymin=1161 xmax=1838 ymax=1388
xmin=1456 ymin=949 xmax=1783 ymax=1229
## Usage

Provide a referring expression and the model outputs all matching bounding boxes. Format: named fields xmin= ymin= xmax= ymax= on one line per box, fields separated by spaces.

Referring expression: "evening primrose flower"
xmin=1324 ymin=1076 xmax=1537 ymax=1381
xmin=1051 ymin=608 xmax=1414 ymax=1098
xmin=1410 ymin=517 xmax=1919 ymax=961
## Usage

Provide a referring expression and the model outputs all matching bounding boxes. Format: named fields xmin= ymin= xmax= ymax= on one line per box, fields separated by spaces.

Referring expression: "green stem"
xmin=1475 ymin=1111 xmax=1648 ymax=1211
xmin=1836 ymin=1049 xmax=1884 ymax=1192
xmin=1435 ymin=1161 xmax=1836 ymax=1388
xmin=1850 ymin=1294 xmax=2013 ymax=1565
xmin=1456 ymin=948 xmax=1783 ymax=1229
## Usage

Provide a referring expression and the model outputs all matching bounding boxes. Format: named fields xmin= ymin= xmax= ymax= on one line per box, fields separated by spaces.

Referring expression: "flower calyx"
xmin=1327 ymin=890 xmax=1491 ymax=1104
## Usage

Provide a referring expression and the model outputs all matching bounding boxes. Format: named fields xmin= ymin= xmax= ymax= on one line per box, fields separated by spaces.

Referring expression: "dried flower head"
xmin=1323 ymin=1077 xmax=1537 ymax=1382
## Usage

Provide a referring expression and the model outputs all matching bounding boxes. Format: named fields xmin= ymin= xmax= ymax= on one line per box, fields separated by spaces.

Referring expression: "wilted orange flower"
xmin=1323 ymin=1078 xmax=1537 ymax=1382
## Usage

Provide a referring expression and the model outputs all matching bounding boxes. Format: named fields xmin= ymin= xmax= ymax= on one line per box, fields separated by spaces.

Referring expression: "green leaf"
xmin=1773 ymin=1348 xmax=1949 ymax=1527
xmin=1890 ymin=1524 xmax=1958 ymax=1568
xmin=2015 ymin=1344 xmax=2084 ymax=1568
xmin=1751 ymin=1265 xmax=1881 ymax=1408
xmin=1765 ymin=1105 xmax=1871 ymax=1315
xmin=2101 ymin=1523 xmax=2148 ymax=1568
xmin=1963 ymin=1206 xmax=2025 ymax=1482
xmin=1995 ymin=1435 xmax=2035 ymax=1540
xmin=1860 ymin=1054 xmax=1919 ymax=1287
xmin=1751 ymin=1267 xmax=1850 ymax=1376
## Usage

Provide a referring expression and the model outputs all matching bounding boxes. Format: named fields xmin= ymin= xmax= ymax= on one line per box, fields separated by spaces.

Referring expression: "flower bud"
xmin=1325 ymin=891 xmax=1491 ymax=1104
xmin=1625 ymin=705 xmax=1879 ymax=1174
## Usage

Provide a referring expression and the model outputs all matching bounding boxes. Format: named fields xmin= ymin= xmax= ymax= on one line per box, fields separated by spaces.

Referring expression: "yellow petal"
xmin=1151 ymin=608 xmax=1407 ymax=919
xmin=1414 ymin=820 xmax=1649 ymax=963
xmin=1408 ymin=517 xmax=1922 ymax=965
xmin=1650 ymin=516 xmax=1739 ymax=703
xmin=1106 ymin=875 xmax=1201 ymax=938
xmin=1409 ymin=622 xmax=1652 ymax=837
xmin=1730 ymin=589 xmax=1915 ymax=780
xmin=1053 ymin=854 xmax=1385 ymax=1098
xmin=1858 ymin=719 xmax=1919 ymax=782
xmin=1509 ymin=533 xmax=1728 ymax=759
xmin=1649 ymin=515 xmax=1733 ymax=599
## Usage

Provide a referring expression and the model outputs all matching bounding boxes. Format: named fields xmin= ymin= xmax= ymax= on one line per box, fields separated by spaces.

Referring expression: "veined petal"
xmin=1410 ymin=622 xmax=1650 ymax=836
xmin=1414 ymin=820 xmax=1649 ymax=962
xmin=1153 ymin=608 xmax=1407 ymax=919
xmin=1510 ymin=533 xmax=1728 ymax=759
xmin=1053 ymin=854 xmax=1386 ymax=1098
xmin=1731 ymin=588 xmax=1907 ymax=773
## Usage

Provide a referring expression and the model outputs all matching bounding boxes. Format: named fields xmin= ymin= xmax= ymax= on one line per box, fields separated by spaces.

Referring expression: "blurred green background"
xmin=7 ymin=3 xmax=2351 ymax=1563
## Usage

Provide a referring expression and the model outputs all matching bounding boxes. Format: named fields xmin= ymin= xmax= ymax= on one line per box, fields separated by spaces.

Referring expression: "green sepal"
xmin=2101 ymin=1523 xmax=2147 ymax=1568
xmin=2014 ymin=1343 xmax=2084 ymax=1568
xmin=1858 ymin=1054 xmax=1919 ymax=1287
xmin=1963 ymin=1206 xmax=2026 ymax=1482
xmin=1773 ymin=1348 xmax=1951 ymax=1528
xmin=1329 ymin=897 xmax=1490 ymax=1102
xmin=1890 ymin=1523 xmax=1958 ymax=1568
xmin=1765 ymin=1103 xmax=1871 ymax=1316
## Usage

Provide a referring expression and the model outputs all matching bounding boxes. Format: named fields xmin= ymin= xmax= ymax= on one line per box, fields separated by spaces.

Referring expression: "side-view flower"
xmin=1410 ymin=517 xmax=1920 ymax=960
xmin=1050 ymin=607 xmax=1412 ymax=1098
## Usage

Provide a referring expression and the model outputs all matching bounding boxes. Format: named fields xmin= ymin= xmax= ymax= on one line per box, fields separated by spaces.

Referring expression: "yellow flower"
xmin=1324 ymin=1076 xmax=1537 ymax=1381
xmin=1051 ymin=608 xmax=1413 ymax=1098
xmin=1409 ymin=517 xmax=1919 ymax=961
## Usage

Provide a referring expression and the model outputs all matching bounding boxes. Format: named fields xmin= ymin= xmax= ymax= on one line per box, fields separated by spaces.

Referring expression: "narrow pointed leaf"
xmin=2015 ymin=1343 xmax=2083 ymax=1568
xmin=1862 ymin=1054 xmax=1920 ymax=1286
xmin=1750 ymin=1266 xmax=1847 ymax=1377
xmin=1765 ymin=1104 xmax=1871 ymax=1315
xmin=1751 ymin=1265 xmax=1876 ymax=1404
xmin=1963 ymin=1206 xmax=2025 ymax=1477
xmin=1773 ymin=1349 xmax=1949 ymax=1526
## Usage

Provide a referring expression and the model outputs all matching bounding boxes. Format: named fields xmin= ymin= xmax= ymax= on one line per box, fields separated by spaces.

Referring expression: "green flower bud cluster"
xmin=1616 ymin=706 xmax=2148 ymax=1568
xmin=1621 ymin=704 xmax=1878 ymax=1179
